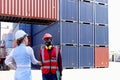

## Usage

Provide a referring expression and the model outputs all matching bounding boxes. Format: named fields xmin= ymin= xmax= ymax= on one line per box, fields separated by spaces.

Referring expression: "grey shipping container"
xmin=95 ymin=25 xmax=108 ymax=46
xmin=79 ymin=46 xmax=94 ymax=68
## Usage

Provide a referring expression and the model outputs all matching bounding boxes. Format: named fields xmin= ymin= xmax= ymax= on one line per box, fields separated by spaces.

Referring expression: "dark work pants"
xmin=42 ymin=74 xmax=57 ymax=80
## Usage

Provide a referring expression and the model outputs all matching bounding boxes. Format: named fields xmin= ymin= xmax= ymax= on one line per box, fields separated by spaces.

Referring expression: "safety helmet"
xmin=15 ymin=30 xmax=28 ymax=40
xmin=43 ymin=33 xmax=52 ymax=40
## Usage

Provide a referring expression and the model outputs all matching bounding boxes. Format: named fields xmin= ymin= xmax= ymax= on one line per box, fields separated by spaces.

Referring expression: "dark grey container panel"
xmin=32 ymin=45 xmax=41 ymax=69
xmin=13 ymin=23 xmax=32 ymax=36
xmin=61 ymin=46 xmax=79 ymax=69
xmin=95 ymin=4 xmax=108 ymax=25
xmin=79 ymin=24 xmax=94 ymax=45
xmin=79 ymin=1 xmax=94 ymax=23
xmin=79 ymin=46 xmax=94 ymax=68
xmin=60 ymin=0 xmax=79 ymax=21
xmin=95 ymin=25 xmax=108 ymax=46
xmin=32 ymin=22 xmax=60 ymax=46
xmin=31 ymin=24 xmax=47 ymax=36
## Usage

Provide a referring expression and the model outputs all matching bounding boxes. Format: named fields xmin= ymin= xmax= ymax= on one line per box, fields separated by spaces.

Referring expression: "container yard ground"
xmin=0 ymin=62 xmax=119 ymax=80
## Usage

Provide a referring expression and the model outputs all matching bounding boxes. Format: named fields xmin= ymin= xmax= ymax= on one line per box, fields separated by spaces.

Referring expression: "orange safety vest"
xmin=41 ymin=46 xmax=59 ymax=74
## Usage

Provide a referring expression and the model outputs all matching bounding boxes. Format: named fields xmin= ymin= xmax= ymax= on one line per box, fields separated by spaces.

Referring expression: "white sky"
xmin=0 ymin=0 xmax=119 ymax=52
xmin=108 ymin=0 xmax=120 ymax=52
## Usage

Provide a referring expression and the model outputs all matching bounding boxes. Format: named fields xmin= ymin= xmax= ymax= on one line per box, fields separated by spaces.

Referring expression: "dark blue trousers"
xmin=42 ymin=74 xmax=57 ymax=80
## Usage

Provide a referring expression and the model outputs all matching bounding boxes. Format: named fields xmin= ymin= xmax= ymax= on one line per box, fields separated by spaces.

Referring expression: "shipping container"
xmin=32 ymin=22 xmax=79 ymax=46
xmin=79 ymin=46 xmax=94 ymax=68
xmin=13 ymin=23 xmax=32 ymax=36
xmin=94 ymin=47 xmax=109 ymax=68
xmin=32 ymin=22 xmax=60 ymax=46
xmin=32 ymin=45 xmax=41 ymax=69
xmin=0 ymin=0 xmax=58 ymax=24
xmin=61 ymin=45 xmax=79 ymax=69
xmin=95 ymin=0 xmax=108 ymax=4
xmin=5 ymin=40 xmax=13 ymax=48
xmin=79 ymin=23 xmax=94 ymax=45
xmin=60 ymin=0 xmax=79 ymax=22
xmin=31 ymin=24 xmax=47 ymax=36
xmin=95 ymin=25 xmax=108 ymax=46
xmin=95 ymin=3 xmax=108 ymax=25
xmin=3 ymin=33 xmax=13 ymax=41
xmin=79 ymin=1 xmax=94 ymax=23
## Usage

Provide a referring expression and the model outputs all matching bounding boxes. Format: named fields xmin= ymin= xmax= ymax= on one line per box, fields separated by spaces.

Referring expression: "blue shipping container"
xmin=4 ymin=33 xmax=13 ymax=41
xmin=5 ymin=40 xmax=13 ymax=48
xmin=31 ymin=24 xmax=47 ymax=36
xmin=32 ymin=22 xmax=79 ymax=46
xmin=95 ymin=4 xmax=108 ymax=25
xmin=79 ymin=46 xmax=94 ymax=68
xmin=95 ymin=0 xmax=108 ymax=4
xmin=95 ymin=25 xmax=108 ymax=46
xmin=13 ymin=23 xmax=31 ymax=37
xmin=32 ymin=45 xmax=41 ymax=69
xmin=79 ymin=1 xmax=94 ymax=23
xmin=61 ymin=45 xmax=79 ymax=69
xmin=32 ymin=22 xmax=60 ymax=46
xmin=60 ymin=0 xmax=79 ymax=21
xmin=79 ymin=23 xmax=94 ymax=45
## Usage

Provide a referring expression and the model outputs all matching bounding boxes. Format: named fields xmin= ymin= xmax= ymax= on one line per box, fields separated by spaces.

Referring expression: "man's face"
xmin=44 ymin=38 xmax=52 ymax=46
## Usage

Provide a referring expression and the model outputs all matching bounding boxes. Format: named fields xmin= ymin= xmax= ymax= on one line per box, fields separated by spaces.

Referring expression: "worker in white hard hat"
xmin=5 ymin=30 xmax=42 ymax=80
xmin=39 ymin=33 xmax=63 ymax=80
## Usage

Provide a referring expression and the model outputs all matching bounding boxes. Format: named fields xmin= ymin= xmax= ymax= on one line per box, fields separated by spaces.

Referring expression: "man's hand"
xmin=37 ymin=61 xmax=42 ymax=66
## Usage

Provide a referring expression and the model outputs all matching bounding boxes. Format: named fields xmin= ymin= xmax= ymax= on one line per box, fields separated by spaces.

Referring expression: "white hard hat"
xmin=15 ymin=30 xmax=27 ymax=40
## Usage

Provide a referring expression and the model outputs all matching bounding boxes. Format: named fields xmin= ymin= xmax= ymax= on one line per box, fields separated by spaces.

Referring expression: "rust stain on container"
xmin=0 ymin=0 xmax=59 ymax=24
xmin=94 ymin=47 xmax=109 ymax=68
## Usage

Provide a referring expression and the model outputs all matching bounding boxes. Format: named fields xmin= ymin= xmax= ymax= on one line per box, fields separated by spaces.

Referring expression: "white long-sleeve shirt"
xmin=5 ymin=44 xmax=38 ymax=67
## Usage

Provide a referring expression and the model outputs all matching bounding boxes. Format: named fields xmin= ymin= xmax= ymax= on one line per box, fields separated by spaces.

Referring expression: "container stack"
xmin=0 ymin=0 xmax=58 ymax=25
xmin=11 ymin=0 xmax=108 ymax=69
xmin=94 ymin=0 xmax=109 ymax=68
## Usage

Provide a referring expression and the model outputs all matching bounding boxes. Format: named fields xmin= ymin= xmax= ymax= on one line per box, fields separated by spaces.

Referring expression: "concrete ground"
xmin=0 ymin=62 xmax=119 ymax=80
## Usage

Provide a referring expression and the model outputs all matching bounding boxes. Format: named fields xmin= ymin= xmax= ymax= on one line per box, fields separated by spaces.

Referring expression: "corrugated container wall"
xmin=95 ymin=0 xmax=108 ymax=4
xmin=61 ymin=46 xmax=79 ymax=69
xmin=95 ymin=25 xmax=108 ymax=46
xmin=79 ymin=46 xmax=94 ymax=68
xmin=32 ymin=22 xmax=79 ymax=46
xmin=60 ymin=0 xmax=79 ymax=22
xmin=0 ymin=0 xmax=58 ymax=24
xmin=94 ymin=47 xmax=109 ymax=68
xmin=79 ymin=1 xmax=94 ymax=24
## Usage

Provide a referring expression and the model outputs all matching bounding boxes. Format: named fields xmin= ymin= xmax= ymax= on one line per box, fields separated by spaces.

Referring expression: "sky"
xmin=0 ymin=0 xmax=119 ymax=53
xmin=108 ymin=0 xmax=120 ymax=52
